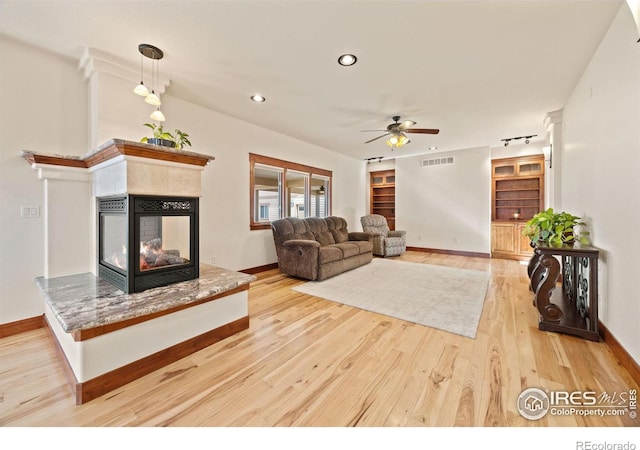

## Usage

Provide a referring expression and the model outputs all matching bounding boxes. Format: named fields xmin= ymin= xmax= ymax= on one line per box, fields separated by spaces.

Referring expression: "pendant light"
xmin=144 ymin=49 xmax=161 ymax=106
xmin=134 ymin=44 xmax=163 ymax=106
xmin=150 ymin=108 xmax=166 ymax=122
xmin=133 ymin=52 xmax=149 ymax=96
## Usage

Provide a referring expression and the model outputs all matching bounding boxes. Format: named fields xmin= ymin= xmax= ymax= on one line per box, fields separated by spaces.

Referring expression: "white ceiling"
xmin=0 ymin=0 xmax=624 ymax=160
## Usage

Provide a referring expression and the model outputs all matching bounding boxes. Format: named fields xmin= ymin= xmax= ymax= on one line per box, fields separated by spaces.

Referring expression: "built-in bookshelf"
xmin=491 ymin=155 xmax=545 ymax=260
xmin=370 ymin=170 xmax=396 ymax=230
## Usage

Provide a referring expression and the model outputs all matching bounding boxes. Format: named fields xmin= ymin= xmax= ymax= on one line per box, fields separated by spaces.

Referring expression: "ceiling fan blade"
xmin=396 ymin=120 xmax=416 ymax=131
xmin=364 ymin=133 xmax=390 ymax=144
xmin=361 ymin=129 xmax=387 ymax=132
xmin=405 ymin=128 xmax=440 ymax=135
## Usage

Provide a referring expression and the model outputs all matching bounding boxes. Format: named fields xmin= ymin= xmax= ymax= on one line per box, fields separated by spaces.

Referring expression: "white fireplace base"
xmin=44 ymin=290 xmax=247 ymax=384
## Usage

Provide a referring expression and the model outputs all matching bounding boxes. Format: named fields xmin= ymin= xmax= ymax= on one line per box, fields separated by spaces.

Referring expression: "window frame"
xmin=249 ymin=153 xmax=332 ymax=230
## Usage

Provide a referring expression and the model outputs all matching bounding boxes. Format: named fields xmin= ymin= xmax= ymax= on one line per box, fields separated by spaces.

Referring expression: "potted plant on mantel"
xmin=522 ymin=207 xmax=590 ymax=248
xmin=140 ymin=123 xmax=192 ymax=150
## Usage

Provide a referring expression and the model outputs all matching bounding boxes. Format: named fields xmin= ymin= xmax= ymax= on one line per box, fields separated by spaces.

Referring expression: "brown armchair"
xmin=360 ymin=214 xmax=406 ymax=257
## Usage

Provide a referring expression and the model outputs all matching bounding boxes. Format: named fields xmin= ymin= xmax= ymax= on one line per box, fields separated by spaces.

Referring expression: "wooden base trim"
xmin=406 ymin=246 xmax=490 ymax=259
xmin=47 ymin=315 xmax=250 ymax=405
xmin=71 ymin=284 xmax=249 ymax=341
xmin=241 ymin=262 xmax=279 ymax=274
xmin=0 ymin=315 xmax=44 ymax=339
xmin=599 ymin=320 xmax=640 ymax=387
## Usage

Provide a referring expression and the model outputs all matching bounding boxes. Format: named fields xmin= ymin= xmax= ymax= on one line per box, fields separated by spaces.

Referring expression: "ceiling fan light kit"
xmin=363 ymin=115 xmax=439 ymax=149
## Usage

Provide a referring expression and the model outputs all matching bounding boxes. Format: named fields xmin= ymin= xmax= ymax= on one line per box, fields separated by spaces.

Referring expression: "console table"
xmin=527 ymin=244 xmax=600 ymax=341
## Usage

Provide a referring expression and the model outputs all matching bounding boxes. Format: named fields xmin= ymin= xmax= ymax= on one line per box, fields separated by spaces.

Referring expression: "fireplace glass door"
xmin=101 ymin=213 xmax=128 ymax=272
xmin=139 ymin=215 xmax=191 ymax=271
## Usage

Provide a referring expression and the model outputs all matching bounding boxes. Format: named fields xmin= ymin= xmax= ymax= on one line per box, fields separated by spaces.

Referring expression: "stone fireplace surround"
xmin=23 ymin=139 xmax=255 ymax=404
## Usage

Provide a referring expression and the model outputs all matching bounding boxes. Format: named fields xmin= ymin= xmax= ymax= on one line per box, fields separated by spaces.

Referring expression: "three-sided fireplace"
xmin=98 ymin=194 xmax=199 ymax=293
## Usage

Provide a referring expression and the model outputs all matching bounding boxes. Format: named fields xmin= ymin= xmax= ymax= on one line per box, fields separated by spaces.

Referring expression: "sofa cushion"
xmin=319 ymin=245 xmax=343 ymax=264
xmin=333 ymin=242 xmax=360 ymax=258
xmin=325 ymin=216 xmax=349 ymax=243
xmin=306 ymin=217 xmax=336 ymax=247
xmin=349 ymin=240 xmax=373 ymax=255
xmin=271 ymin=217 xmax=314 ymax=247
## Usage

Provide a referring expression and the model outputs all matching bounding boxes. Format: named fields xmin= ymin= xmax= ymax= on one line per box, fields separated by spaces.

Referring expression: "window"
xmin=259 ymin=204 xmax=270 ymax=220
xmin=250 ymin=153 xmax=332 ymax=230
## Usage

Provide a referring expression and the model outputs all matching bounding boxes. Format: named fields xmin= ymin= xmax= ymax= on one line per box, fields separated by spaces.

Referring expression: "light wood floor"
xmin=0 ymin=251 xmax=638 ymax=427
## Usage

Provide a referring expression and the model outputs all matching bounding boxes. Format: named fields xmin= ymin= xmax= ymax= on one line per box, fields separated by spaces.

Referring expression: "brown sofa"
xmin=271 ymin=216 xmax=373 ymax=281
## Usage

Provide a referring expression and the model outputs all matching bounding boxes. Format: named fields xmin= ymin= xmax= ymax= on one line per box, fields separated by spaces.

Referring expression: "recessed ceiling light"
xmin=338 ymin=54 xmax=357 ymax=66
xmin=250 ymin=94 xmax=266 ymax=103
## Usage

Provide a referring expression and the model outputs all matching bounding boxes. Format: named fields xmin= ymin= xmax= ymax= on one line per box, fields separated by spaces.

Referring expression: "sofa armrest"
xmin=283 ymin=239 xmax=321 ymax=249
xmin=348 ymin=232 xmax=373 ymax=242
xmin=365 ymin=233 xmax=385 ymax=255
xmin=388 ymin=230 xmax=406 ymax=238
xmin=279 ymin=239 xmax=320 ymax=280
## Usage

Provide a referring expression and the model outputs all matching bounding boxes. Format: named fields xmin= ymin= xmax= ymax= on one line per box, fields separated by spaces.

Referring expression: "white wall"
xmin=0 ymin=37 xmax=88 ymax=323
xmin=395 ymin=148 xmax=492 ymax=254
xmin=0 ymin=36 xmax=367 ymax=326
xmin=560 ymin=4 xmax=640 ymax=363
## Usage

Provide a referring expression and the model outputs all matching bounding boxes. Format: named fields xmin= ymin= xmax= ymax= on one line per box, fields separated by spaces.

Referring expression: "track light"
xmin=501 ymin=134 xmax=537 ymax=146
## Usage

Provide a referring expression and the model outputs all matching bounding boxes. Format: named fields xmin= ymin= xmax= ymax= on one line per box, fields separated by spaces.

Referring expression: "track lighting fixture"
xmin=365 ymin=156 xmax=384 ymax=164
xmin=501 ymin=134 xmax=538 ymax=146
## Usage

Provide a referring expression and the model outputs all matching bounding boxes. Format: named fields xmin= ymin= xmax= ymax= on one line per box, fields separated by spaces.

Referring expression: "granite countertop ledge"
xmin=35 ymin=264 xmax=255 ymax=333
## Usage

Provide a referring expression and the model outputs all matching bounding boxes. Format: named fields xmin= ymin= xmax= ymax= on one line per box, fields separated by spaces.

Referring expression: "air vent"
xmin=421 ymin=156 xmax=454 ymax=167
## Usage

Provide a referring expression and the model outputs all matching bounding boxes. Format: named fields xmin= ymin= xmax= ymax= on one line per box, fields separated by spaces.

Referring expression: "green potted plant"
xmin=140 ymin=123 xmax=192 ymax=150
xmin=522 ymin=208 xmax=589 ymax=247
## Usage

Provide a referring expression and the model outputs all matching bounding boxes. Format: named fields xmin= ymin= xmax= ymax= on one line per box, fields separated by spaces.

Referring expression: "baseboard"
xmin=406 ymin=246 xmax=490 ymax=259
xmin=45 ymin=314 xmax=250 ymax=405
xmin=599 ymin=320 xmax=640 ymax=387
xmin=241 ymin=262 xmax=279 ymax=274
xmin=0 ymin=315 xmax=44 ymax=339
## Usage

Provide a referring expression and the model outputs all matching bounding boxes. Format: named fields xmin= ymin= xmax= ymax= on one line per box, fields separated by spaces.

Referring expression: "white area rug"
xmin=292 ymin=258 xmax=490 ymax=338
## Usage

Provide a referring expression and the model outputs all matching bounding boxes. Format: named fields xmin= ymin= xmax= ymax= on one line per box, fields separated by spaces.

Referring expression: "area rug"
xmin=292 ymin=258 xmax=490 ymax=338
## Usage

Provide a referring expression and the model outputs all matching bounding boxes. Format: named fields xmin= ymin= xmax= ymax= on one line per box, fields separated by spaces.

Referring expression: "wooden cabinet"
xmin=491 ymin=222 xmax=534 ymax=259
xmin=491 ymin=155 xmax=544 ymax=260
xmin=370 ymin=170 xmax=396 ymax=230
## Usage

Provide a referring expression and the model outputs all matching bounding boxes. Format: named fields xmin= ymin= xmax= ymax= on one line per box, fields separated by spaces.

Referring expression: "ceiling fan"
xmin=362 ymin=115 xmax=440 ymax=149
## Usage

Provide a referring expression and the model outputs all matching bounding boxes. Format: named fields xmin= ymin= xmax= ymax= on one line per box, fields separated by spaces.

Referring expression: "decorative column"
xmin=543 ymin=109 xmax=562 ymax=208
